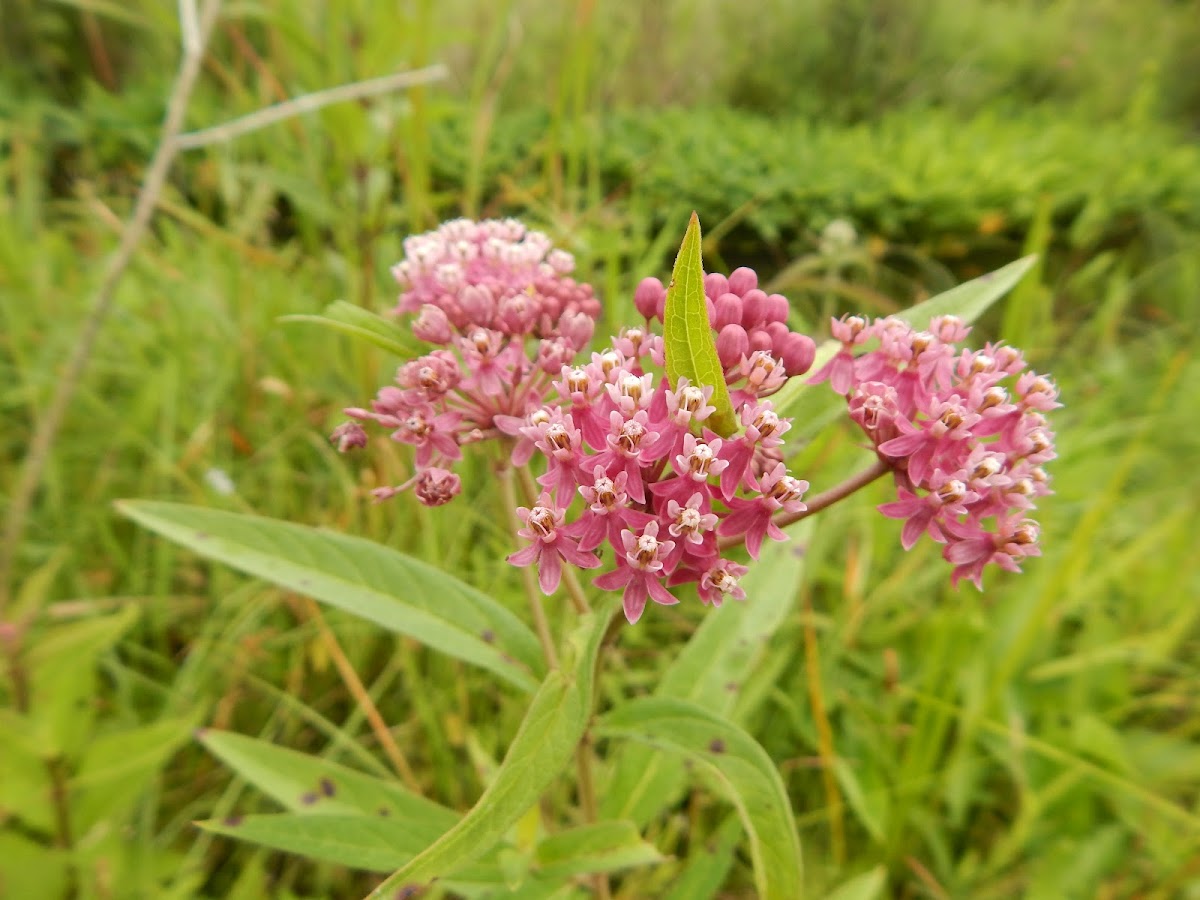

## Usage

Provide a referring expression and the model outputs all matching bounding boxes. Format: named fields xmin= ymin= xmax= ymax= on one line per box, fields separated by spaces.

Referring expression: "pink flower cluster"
xmin=333 ymin=218 xmax=600 ymax=504
xmin=506 ymin=275 xmax=819 ymax=624
xmin=812 ymin=313 xmax=1059 ymax=588
xmin=634 ymin=267 xmax=818 ymax=405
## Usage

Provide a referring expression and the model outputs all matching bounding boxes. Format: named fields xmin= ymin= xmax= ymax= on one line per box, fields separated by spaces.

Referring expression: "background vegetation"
xmin=1 ymin=0 xmax=1197 ymax=897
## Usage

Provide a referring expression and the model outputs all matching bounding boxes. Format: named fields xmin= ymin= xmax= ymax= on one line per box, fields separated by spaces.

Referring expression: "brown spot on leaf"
xmin=709 ymin=738 xmax=726 ymax=754
xmin=319 ymin=777 xmax=335 ymax=797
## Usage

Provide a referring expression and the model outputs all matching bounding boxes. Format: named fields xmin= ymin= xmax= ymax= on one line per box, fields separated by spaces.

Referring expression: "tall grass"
xmin=1 ymin=2 xmax=1198 ymax=897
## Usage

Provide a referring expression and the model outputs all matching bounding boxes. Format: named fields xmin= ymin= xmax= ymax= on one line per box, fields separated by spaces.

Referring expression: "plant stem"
xmin=717 ymin=457 xmax=891 ymax=551
xmin=576 ymin=736 xmax=612 ymax=899
xmin=498 ymin=465 xmax=559 ymax=669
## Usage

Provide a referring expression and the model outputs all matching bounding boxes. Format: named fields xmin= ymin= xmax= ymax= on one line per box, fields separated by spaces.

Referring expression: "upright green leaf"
xmin=602 ymin=531 xmax=810 ymax=826
xmin=598 ymin=698 xmax=803 ymax=900
xmin=116 ymin=501 xmax=543 ymax=692
xmin=368 ymin=601 xmax=618 ymax=897
xmin=661 ymin=816 xmax=742 ymax=900
xmin=663 ymin=212 xmax=737 ymax=436
xmin=280 ymin=299 xmax=421 ymax=358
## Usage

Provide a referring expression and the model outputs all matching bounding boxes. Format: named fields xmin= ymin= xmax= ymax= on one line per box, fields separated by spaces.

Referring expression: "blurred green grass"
xmin=1 ymin=1 xmax=1198 ymax=897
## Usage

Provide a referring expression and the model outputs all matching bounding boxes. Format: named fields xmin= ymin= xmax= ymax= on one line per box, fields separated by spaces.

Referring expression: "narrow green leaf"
xmin=774 ymin=256 xmax=1036 ymax=421
xmin=197 ymin=730 xmax=458 ymax=831
xmin=602 ymin=531 xmax=810 ymax=826
xmin=597 ymin=697 xmax=803 ymax=900
xmin=897 ymin=254 xmax=1037 ymax=328
xmin=824 ymin=866 xmax=887 ymax=900
xmin=197 ymin=814 xmax=505 ymax=890
xmin=663 ymin=212 xmax=738 ymax=436
xmin=368 ymin=601 xmax=618 ymax=897
xmin=116 ymin=501 xmax=543 ymax=692
xmin=280 ymin=300 xmax=421 ymax=357
xmin=661 ymin=816 xmax=742 ymax=900
xmin=71 ymin=714 xmax=200 ymax=832
xmin=533 ymin=821 xmax=664 ymax=881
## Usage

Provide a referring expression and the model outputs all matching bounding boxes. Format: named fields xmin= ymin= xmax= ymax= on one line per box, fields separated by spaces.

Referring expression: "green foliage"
xmin=2 ymin=2 xmax=1199 ymax=898
xmin=599 ymin=697 xmax=804 ymax=900
xmin=116 ymin=501 xmax=545 ymax=692
xmin=662 ymin=212 xmax=737 ymax=435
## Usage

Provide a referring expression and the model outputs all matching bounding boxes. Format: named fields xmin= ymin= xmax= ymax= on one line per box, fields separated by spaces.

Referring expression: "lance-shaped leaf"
xmin=197 ymin=730 xmax=458 ymax=828
xmin=663 ymin=212 xmax=738 ymax=436
xmin=597 ymin=697 xmax=803 ymax=900
xmin=367 ymin=600 xmax=618 ymax=897
xmin=773 ymin=255 xmax=1037 ymax=422
xmin=116 ymin=501 xmax=543 ymax=692
xmin=280 ymin=299 xmax=421 ymax=357
xmin=602 ymin=531 xmax=810 ymax=826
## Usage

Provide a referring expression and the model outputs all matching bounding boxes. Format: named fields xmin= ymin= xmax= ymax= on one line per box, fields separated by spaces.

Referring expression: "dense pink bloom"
xmin=819 ymin=312 xmax=1057 ymax=587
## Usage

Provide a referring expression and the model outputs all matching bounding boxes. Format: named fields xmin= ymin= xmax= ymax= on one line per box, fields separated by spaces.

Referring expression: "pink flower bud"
xmin=728 ymin=266 xmax=758 ymax=297
xmin=712 ymin=293 xmax=743 ymax=330
xmin=717 ymin=324 xmax=749 ymax=369
xmin=764 ymin=293 xmax=790 ymax=324
xmin=557 ymin=310 xmax=595 ymax=349
xmin=748 ymin=328 xmax=774 ymax=354
xmin=634 ymin=277 xmax=665 ymax=320
xmin=460 ymin=285 xmax=495 ymax=325
xmin=412 ymin=305 xmax=453 ymax=344
xmin=779 ymin=333 xmax=816 ymax=376
xmin=741 ymin=289 xmax=768 ymax=327
xmin=704 ymin=272 xmax=730 ymax=300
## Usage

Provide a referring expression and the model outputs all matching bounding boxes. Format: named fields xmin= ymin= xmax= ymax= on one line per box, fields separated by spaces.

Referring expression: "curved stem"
xmin=717 ymin=457 xmax=891 ymax=550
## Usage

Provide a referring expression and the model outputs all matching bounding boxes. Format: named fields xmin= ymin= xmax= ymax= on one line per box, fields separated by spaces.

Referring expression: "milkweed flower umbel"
xmin=816 ymin=313 xmax=1059 ymax=588
xmin=334 ymin=216 xmax=1058 ymax=623
xmin=331 ymin=218 xmax=600 ymax=505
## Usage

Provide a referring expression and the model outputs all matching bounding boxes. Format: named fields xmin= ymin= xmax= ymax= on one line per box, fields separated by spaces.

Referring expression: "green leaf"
xmin=197 ymin=814 xmax=499 ymax=881
xmin=663 ymin=212 xmax=738 ymax=436
xmin=116 ymin=501 xmax=543 ymax=692
xmin=824 ymin=866 xmax=887 ymax=900
xmin=197 ymin=730 xmax=458 ymax=831
xmin=368 ymin=601 xmax=618 ymax=897
xmin=533 ymin=821 xmax=664 ymax=881
xmin=280 ymin=300 xmax=421 ymax=358
xmin=602 ymin=531 xmax=810 ymax=826
xmin=773 ymin=256 xmax=1036 ymax=422
xmin=661 ymin=816 xmax=742 ymax=900
xmin=597 ymin=697 xmax=803 ymax=900
xmin=897 ymin=254 xmax=1037 ymax=328
xmin=71 ymin=714 xmax=200 ymax=832
xmin=25 ymin=605 xmax=140 ymax=757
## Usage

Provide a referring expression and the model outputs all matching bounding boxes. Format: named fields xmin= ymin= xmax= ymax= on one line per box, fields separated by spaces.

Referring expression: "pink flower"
xmin=413 ymin=467 xmax=463 ymax=507
xmin=718 ymin=463 xmax=808 ymax=559
xmin=942 ymin=515 xmax=1041 ymax=589
xmin=876 ymin=472 xmax=977 ymax=550
xmin=508 ymin=495 xmax=600 ymax=595
xmin=569 ymin=466 xmax=655 ymax=553
xmin=330 ymin=421 xmax=368 ymax=452
xmin=593 ymin=521 xmax=678 ymax=624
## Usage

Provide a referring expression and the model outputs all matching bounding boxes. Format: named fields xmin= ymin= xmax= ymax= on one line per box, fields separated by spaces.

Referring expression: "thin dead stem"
xmin=296 ymin=597 xmax=421 ymax=791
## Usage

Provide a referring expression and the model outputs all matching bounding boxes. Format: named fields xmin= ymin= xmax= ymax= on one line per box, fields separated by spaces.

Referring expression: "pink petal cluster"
xmin=506 ymin=270 xmax=818 ymax=624
xmin=813 ymin=313 xmax=1059 ymax=588
xmin=331 ymin=219 xmax=600 ymax=504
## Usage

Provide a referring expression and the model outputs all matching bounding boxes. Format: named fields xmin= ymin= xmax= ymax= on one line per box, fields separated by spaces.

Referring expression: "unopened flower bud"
xmin=741 ymin=289 xmax=769 ymax=327
xmin=779 ymin=333 xmax=816 ymax=377
xmin=634 ymin=277 xmax=666 ymax=320
xmin=704 ymin=272 xmax=730 ymax=300
xmin=713 ymin=293 xmax=743 ymax=330
xmin=717 ymin=324 xmax=749 ymax=369
xmin=728 ymin=266 xmax=758 ymax=297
